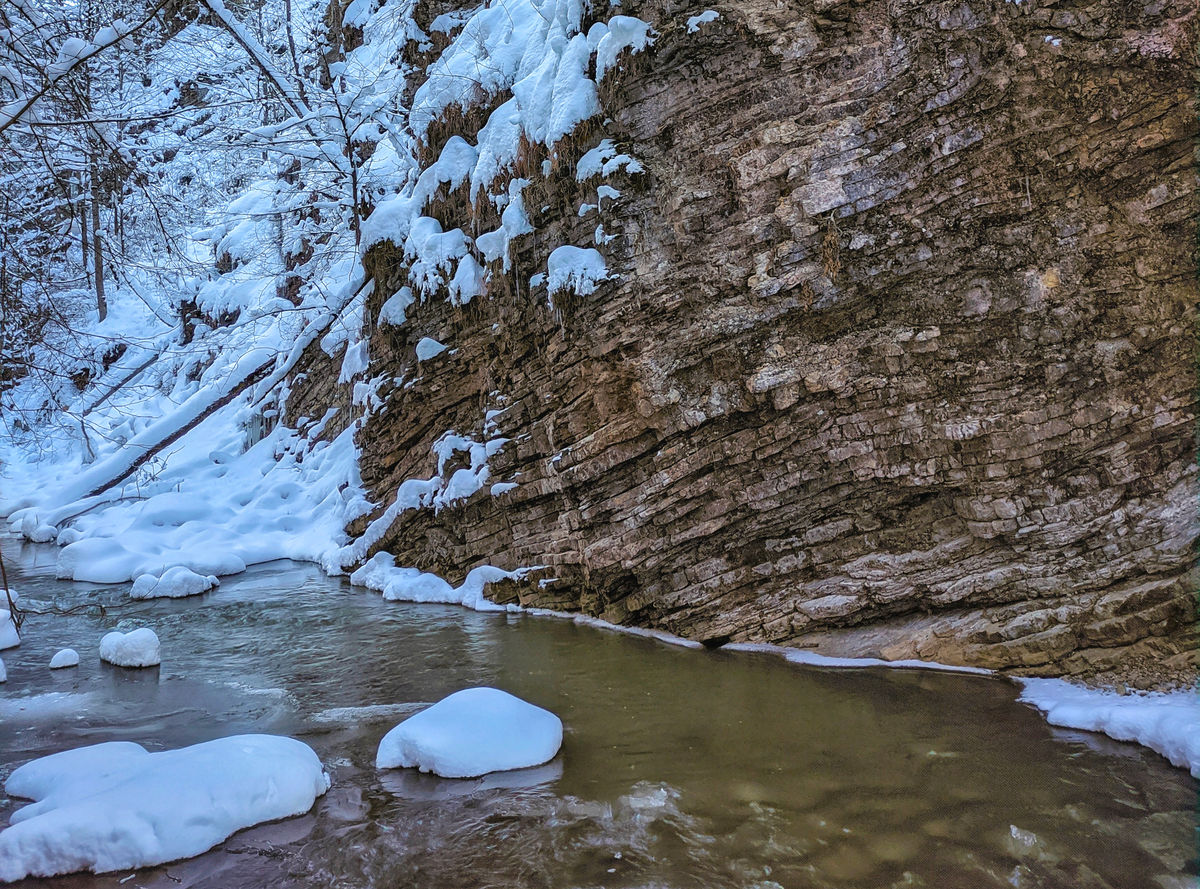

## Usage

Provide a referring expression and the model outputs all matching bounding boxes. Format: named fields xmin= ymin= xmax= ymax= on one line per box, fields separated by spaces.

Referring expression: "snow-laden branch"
xmin=198 ymin=0 xmax=311 ymax=122
xmin=0 ymin=0 xmax=170 ymax=136
xmin=198 ymin=0 xmax=350 ymax=176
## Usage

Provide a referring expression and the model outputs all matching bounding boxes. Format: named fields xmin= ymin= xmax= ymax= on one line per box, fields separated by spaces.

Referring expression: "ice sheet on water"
xmin=1018 ymin=678 xmax=1200 ymax=778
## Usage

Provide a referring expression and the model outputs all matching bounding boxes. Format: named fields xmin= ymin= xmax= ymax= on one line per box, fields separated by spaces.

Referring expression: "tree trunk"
xmin=90 ymin=160 xmax=106 ymax=322
xmin=79 ymin=184 xmax=91 ymax=291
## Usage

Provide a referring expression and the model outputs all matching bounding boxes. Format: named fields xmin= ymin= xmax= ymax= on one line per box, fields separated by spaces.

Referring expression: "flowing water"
xmin=1 ymin=541 xmax=1196 ymax=889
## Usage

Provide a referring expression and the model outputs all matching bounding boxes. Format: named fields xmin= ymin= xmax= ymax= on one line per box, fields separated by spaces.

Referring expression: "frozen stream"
xmin=1 ymin=541 xmax=1196 ymax=889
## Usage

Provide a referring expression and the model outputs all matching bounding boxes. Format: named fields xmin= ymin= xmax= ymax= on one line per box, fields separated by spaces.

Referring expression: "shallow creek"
xmin=1 ymin=541 xmax=1196 ymax=889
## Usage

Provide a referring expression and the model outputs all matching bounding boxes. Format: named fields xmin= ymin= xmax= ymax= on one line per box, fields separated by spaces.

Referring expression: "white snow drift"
xmin=49 ymin=649 xmax=79 ymax=669
xmin=0 ymin=735 xmax=329 ymax=881
xmin=376 ymin=687 xmax=563 ymax=778
xmin=98 ymin=628 xmax=161 ymax=667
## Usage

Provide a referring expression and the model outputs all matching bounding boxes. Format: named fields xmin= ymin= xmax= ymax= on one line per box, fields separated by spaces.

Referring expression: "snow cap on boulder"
xmin=99 ymin=628 xmax=160 ymax=667
xmin=130 ymin=566 xmax=219 ymax=599
xmin=49 ymin=649 xmax=80 ymax=669
xmin=376 ymin=687 xmax=563 ymax=778
xmin=0 ymin=735 xmax=329 ymax=881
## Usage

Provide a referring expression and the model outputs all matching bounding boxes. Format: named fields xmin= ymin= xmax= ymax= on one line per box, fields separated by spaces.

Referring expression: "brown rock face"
xmin=345 ymin=0 xmax=1198 ymax=678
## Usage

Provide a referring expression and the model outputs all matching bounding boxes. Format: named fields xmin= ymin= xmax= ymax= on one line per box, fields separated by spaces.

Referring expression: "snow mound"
xmin=376 ymin=687 xmax=563 ymax=778
xmin=0 ymin=735 xmax=329 ymax=881
xmin=99 ymin=628 xmax=160 ymax=667
xmin=130 ymin=566 xmax=219 ymax=599
xmin=49 ymin=649 xmax=80 ymax=669
xmin=1019 ymin=678 xmax=1200 ymax=778
xmin=0 ymin=609 xmax=19 ymax=650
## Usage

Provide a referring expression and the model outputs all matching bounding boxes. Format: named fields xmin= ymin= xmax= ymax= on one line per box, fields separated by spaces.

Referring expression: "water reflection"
xmin=379 ymin=759 xmax=564 ymax=800
xmin=0 ymin=541 xmax=1196 ymax=889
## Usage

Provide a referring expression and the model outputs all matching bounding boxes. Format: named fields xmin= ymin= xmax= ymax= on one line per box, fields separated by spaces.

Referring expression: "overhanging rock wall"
xmin=347 ymin=0 xmax=1197 ymax=677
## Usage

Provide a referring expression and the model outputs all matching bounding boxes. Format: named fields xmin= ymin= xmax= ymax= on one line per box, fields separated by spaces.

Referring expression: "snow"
xmin=415 ymin=337 xmax=449 ymax=361
xmin=686 ymin=10 xmax=720 ymax=32
xmin=360 ymin=0 xmax=653 ymax=275
xmin=0 ymin=735 xmax=329 ymax=881
xmin=329 ymin=430 xmax=509 ymax=570
xmin=375 ymin=687 xmax=563 ymax=777
xmin=448 ymin=256 xmax=487 ymax=306
xmin=594 ymin=16 xmax=654 ymax=79
xmin=575 ymin=139 xmax=644 ymax=180
xmin=57 ymin=537 xmax=245 ymax=585
xmin=130 ymin=566 xmax=219 ymax=599
xmin=0 ymin=609 xmax=19 ymax=650
xmin=0 ymin=657 xmax=5 ymax=682
xmin=98 ymin=628 xmax=161 ymax=668
xmin=547 ymin=245 xmax=609 ymax=296
xmin=49 ymin=649 xmax=80 ymax=669
xmin=379 ymin=287 xmax=415 ymax=326
xmin=1018 ymin=678 xmax=1200 ymax=778
xmin=351 ymin=553 xmax=522 ymax=612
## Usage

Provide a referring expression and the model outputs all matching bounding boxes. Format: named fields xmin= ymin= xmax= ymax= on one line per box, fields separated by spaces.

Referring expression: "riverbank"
xmin=1 ymin=550 xmax=1195 ymax=889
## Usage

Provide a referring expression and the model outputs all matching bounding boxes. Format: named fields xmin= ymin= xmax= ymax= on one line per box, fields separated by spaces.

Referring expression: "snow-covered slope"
xmin=1 ymin=0 xmax=1195 ymax=787
xmin=2 ymin=0 xmax=656 ymax=591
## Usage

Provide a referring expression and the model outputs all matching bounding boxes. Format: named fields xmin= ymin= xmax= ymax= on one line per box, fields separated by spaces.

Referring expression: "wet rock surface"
xmin=315 ymin=0 xmax=1197 ymax=678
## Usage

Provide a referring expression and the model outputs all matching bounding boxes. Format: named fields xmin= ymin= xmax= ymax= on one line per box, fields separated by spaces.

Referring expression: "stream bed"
xmin=1 ymin=540 xmax=1196 ymax=889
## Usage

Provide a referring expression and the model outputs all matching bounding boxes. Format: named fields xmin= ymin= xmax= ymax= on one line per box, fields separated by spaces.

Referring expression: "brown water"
xmin=1 ymin=540 xmax=1196 ymax=889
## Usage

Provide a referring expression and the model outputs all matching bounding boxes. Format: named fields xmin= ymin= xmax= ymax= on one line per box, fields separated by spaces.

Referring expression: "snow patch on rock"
xmin=686 ymin=10 xmax=720 ymax=32
xmin=350 ymin=553 xmax=524 ymax=612
xmin=415 ymin=337 xmax=449 ymax=361
xmin=547 ymin=245 xmax=609 ymax=296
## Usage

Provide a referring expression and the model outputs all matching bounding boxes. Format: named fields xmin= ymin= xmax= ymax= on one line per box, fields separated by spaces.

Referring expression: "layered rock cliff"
xmin=296 ymin=0 xmax=1197 ymax=680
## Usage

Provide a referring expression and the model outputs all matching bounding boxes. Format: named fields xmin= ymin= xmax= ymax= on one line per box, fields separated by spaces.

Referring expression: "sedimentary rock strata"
xmin=297 ymin=0 xmax=1197 ymax=677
